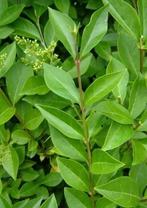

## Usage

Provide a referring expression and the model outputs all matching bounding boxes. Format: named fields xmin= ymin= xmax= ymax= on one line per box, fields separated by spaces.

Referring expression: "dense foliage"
xmin=0 ymin=0 xmax=147 ymax=207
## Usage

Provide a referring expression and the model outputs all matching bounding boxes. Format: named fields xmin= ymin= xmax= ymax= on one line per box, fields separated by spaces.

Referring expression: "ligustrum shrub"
xmin=0 ymin=0 xmax=147 ymax=207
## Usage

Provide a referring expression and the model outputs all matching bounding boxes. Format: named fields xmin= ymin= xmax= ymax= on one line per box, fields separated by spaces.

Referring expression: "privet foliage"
xmin=0 ymin=0 xmax=147 ymax=207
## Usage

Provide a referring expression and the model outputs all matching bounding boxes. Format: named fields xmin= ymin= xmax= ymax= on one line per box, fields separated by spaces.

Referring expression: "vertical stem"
xmin=75 ymin=58 xmax=95 ymax=208
xmin=36 ymin=17 xmax=47 ymax=49
xmin=140 ymin=36 xmax=144 ymax=73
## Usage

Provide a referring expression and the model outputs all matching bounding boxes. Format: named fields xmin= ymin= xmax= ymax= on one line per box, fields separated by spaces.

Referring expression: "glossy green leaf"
xmin=84 ymin=72 xmax=122 ymax=106
xmin=21 ymin=76 xmax=49 ymax=96
xmin=16 ymin=102 xmax=43 ymax=130
xmin=57 ymin=157 xmax=89 ymax=191
xmin=44 ymin=63 xmax=80 ymax=103
xmin=44 ymin=19 xmax=55 ymax=45
xmin=0 ymin=4 xmax=24 ymax=26
xmin=11 ymin=129 xmax=31 ymax=145
xmin=95 ymin=100 xmax=133 ymax=124
xmin=36 ymin=105 xmax=83 ymax=140
xmin=64 ymin=188 xmax=91 ymax=208
xmin=0 ymin=90 xmax=15 ymax=125
xmin=0 ymin=26 xmax=14 ymax=39
xmin=0 ymin=196 xmax=11 ymax=208
xmin=132 ymin=140 xmax=147 ymax=165
xmin=0 ymin=125 xmax=10 ymax=143
xmin=50 ymin=127 xmax=87 ymax=161
xmin=80 ymin=6 xmax=108 ymax=57
xmin=129 ymin=76 xmax=147 ymax=119
xmin=12 ymin=17 xmax=40 ymax=39
xmin=19 ymin=182 xmax=39 ymax=197
xmin=2 ymin=146 xmax=19 ymax=180
xmin=103 ymin=122 xmax=133 ymax=151
xmin=137 ymin=109 xmax=147 ymax=131
xmin=102 ymin=0 xmax=140 ymax=39
xmin=96 ymin=198 xmax=116 ymax=208
xmin=0 ymin=42 xmax=16 ymax=78
xmin=91 ymin=149 xmax=124 ymax=174
xmin=138 ymin=0 xmax=147 ymax=43
xmin=40 ymin=194 xmax=58 ymax=208
xmin=49 ymin=8 xmax=77 ymax=58
xmin=40 ymin=172 xmax=62 ymax=187
xmin=0 ymin=0 xmax=8 ymax=16
xmin=118 ymin=31 xmax=139 ymax=78
xmin=20 ymin=168 xmax=39 ymax=182
xmin=95 ymin=176 xmax=140 ymax=207
xmin=54 ymin=0 xmax=70 ymax=13
xmin=106 ymin=57 xmax=129 ymax=103
xmin=6 ymin=62 xmax=33 ymax=105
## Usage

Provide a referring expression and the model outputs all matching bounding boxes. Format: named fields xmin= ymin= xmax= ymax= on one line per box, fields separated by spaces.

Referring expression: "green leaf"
xmin=80 ymin=6 xmax=108 ymax=58
xmin=6 ymin=62 xmax=33 ymax=105
xmin=44 ymin=63 xmax=80 ymax=103
xmin=91 ymin=149 xmax=124 ymax=174
xmin=118 ymin=31 xmax=139 ymax=78
xmin=57 ymin=157 xmax=89 ymax=191
xmin=95 ymin=100 xmax=133 ymax=124
xmin=21 ymin=76 xmax=49 ymax=96
xmin=0 ymin=90 xmax=15 ymax=125
xmin=132 ymin=140 xmax=147 ymax=165
xmin=50 ymin=127 xmax=87 ymax=161
xmin=40 ymin=172 xmax=62 ymax=187
xmin=137 ymin=109 xmax=147 ymax=131
xmin=2 ymin=146 xmax=19 ymax=180
xmin=0 ymin=26 xmax=14 ymax=39
xmin=11 ymin=129 xmax=31 ymax=145
xmin=20 ymin=168 xmax=39 ymax=182
xmin=0 ymin=0 xmax=8 ymax=16
xmin=102 ymin=122 xmax=133 ymax=151
xmin=96 ymin=198 xmax=116 ymax=208
xmin=49 ymin=8 xmax=77 ymax=58
xmin=138 ymin=0 xmax=147 ymax=43
xmin=0 ymin=125 xmax=10 ymax=143
xmin=95 ymin=176 xmax=140 ymax=207
xmin=19 ymin=182 xmax=40 ymax=197
xmin=0 ymin=42 xmax=16 ymax=78
xmin=16 ymin=101 xmax=43 ymax=130
xmin=64 ymin=188 xmax=91 ymax=208
xmin=12 ymin=17 xmax=40 ymax=39
xmin=84 ymin=72 xmax=122 ymax=107
xmin=0 ymin=196 xmax=11 ymax=208
xmin=36 ymin=105 xmax=83 ymax=140
xmin=40 ymin=194 xmax=58 ymax=208
xmin=129 ymin=76 xmax=147 ymax=119
xmin=106 ymin=57 xmax=129 ymax=103
xmin=102 ymin=0 xmax=140 ymax=39
xmin=0 ymin=4 xmax=24 ymax=26
xmin=44 ymin=19 xmax=55 ymax=46
xmin=54 ymin=0 xmax=70 ymax=13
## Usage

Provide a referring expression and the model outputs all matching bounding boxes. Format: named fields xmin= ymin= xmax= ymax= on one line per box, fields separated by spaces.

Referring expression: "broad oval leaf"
xmin=91 ymin=149 xmax=124 ymax=174
xmin=80 ymin=6 xmax=108 ymax=58
xmin=2 ymin=146 xmax=19 ymax=180
xmin=132 ymin=140 xmax=147 ymax=165
xmin=118 ymin=32 xmax=140 ymax=79
xmin=57 ymin=157 xmax=89 ymax=191
xmin=21 ymin=76 xmax=49 ymax=96
xmin=129 ymin=76 xmax=147 ymax=119
xmin=0 ymin=26 xmax=14 ymax=39
xmin=0 ymin=4 xmax=24 ymax=26
xmin=40 ymin=194 xmax=58 ymax=208
xmin=95 ymin=100 xmax=133 ymax=124
xmin=0 ymin=42 xmax=16 ymax=78
xmin=64 ymin=188 xmax=92 ymax=208
xmin=0 ymin=89 xmax=15 ymax=125
xmin=44 ymin=63 xmax=80 ymax=104
xmin=102 ymin=122 xmax=134 ymax=151
xmin=49 ymin=8 xmax=77 ymax=58
xmin=36 ymin=105 xmax=83 ymax=140
xmin=102 ymin=0 xmax=140 ymax=39
xmin=84 ymin=72 xmax=122 ymax=107
xmin=50 ymin=127 xmax=87 ymax=161
xmin=95 ymin=176 xmax=140 ymax=207
xmin=106 ymin=57 xmax=129 ymax=103
xmin=6 ymin=62 xmax=33 ymax=105
xmin=16 ymin=101 xmax=43 ymax=130
xmin=12 ymin=17 xmax=40 ymax=40
xmin=11 ymin=129 xmax=31 ymax=145
xmin=54 ymin=0 xmax=70 ymax=14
